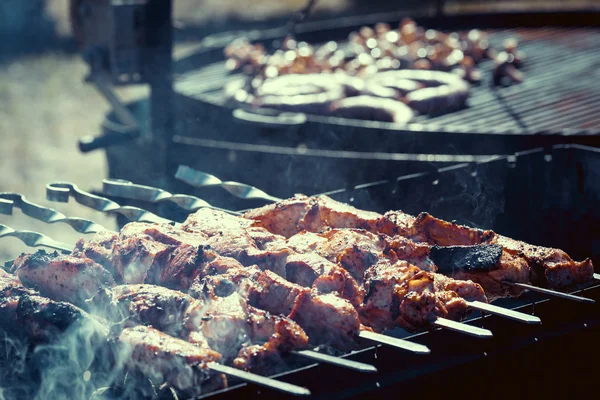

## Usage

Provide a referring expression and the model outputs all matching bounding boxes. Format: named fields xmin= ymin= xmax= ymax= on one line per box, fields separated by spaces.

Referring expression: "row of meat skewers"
xmin=0 ymin=185 xmax=595 ymax=398
xmin=224 ymin=18 xmax=526 ymax=123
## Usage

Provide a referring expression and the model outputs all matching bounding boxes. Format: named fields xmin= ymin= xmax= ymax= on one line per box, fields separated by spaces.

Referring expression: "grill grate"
xmin=175 ymin=26 xmax=600 ymax=135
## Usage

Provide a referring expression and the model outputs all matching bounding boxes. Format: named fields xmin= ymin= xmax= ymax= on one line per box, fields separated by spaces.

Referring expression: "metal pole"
xmin=145 ymin=0 xmax=174 ymax=188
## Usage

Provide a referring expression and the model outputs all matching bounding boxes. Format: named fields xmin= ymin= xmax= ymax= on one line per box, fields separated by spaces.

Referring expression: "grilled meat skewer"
xmin=69 ymin=207 xmax=487 ymax=340
xmin=89 ymin=283 xmax=309 ymax=372
xmin=116 ymin=325 xmax=227 ymax=395
xmin=244 ymin=195 xmax=594 ymax=299
xmin=12 ymin=251 xmax=115 ymax=307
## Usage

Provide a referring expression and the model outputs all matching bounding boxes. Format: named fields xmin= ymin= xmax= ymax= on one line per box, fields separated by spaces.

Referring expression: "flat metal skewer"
xmin=0 ymin=223 xmax=72 ymax=253
xmin=358 ymin=331 xmax=430 ymax=354
xmin=101 ymin=179 xmax=241 ymax=216
xmin=46 ymin=182 xmax=172 ymax=225
xmin=207 ymin=362 xmax=310 ymax=396
xmin=504 ymin=281 xmax=595 ymax=304
xmin=0 ymin=193 xmax=108 ymax=234
xmin=466 ymin=300 xmax=541 ymax=324
xmin=176 ymin=165 xmax=283 ymax=202
xmin=291 ymin=350 xmax=377 ymax=373
xmin=433 ymin=317 xmax=493 ymax=338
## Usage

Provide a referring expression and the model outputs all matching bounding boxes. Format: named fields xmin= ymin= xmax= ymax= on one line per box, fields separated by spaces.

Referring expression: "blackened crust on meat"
xmin=429 ymin=244 xmax=503 ymax=273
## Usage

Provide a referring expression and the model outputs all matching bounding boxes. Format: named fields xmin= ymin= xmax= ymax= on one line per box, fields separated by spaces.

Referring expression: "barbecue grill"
xmin=90 ymin=5 xmax=600 ymax=199
xmin=3 ymin=2 xmax=600 ymax=399
xmin=1 ymin=143 xmax=599 ymax=399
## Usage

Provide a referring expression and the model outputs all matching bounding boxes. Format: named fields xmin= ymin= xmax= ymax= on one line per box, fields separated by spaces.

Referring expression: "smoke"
xmin=32 ymin=317 xmax=112 ymax=400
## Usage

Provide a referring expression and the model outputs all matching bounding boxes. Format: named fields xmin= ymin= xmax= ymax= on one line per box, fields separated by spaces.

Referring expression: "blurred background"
xmin=1 ymin=0 xmax=599 ymax=261
xmin=0 ymin=0 xmax=352 ymax=259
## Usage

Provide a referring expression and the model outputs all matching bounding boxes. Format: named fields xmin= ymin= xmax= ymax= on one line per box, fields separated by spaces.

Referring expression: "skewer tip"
xmin=358 ymin=331 xmax=430 ymax=354
xmin=434 ymin=317 xmax=493 ymax=338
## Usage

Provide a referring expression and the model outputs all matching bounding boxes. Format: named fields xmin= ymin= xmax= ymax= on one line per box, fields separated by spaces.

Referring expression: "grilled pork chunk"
xmin=184 ymin=292 xmax=309 ymax=372
xmin=245 ymin=195 xmax=595 ymax=295
xmin=0 ymin=270 xmax=109 ymax=344
xmin=244 ymin=194 xmax=396 ymax=238
xmin=12 ymin=250 xmax=115 ymax=306
xmin=89 ymin=284 xmax=194 ymax=336
xmin=72 ymin=230 xmax=119 ymax=270
xmin=243 ymin=270 xmax=361 ymax=351
xmin=287 ymin=229 xmax=386 ymax=281
xmin=116 ymin=326 xmax=225 ymax=395
xmin=362 ymin=259 xmax=485 ymax=331
xmin=183 ymin=209 xmax=291 ymax=277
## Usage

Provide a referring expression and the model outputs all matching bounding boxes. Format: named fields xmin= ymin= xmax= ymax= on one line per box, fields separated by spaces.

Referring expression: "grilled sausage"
xmin=329 ymin=96 xmax=414 ymax=124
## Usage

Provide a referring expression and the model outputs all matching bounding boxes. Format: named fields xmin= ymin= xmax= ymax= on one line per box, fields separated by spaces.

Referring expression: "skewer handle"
xmin=0 ymin=193 xmax=107 ymax=234
xmin=101 ymin=179 xmax=241 ymax=216
xmin=433 ymin=317 xmax=493 ymax=338
xmin=291 ymin=350 xmax=377 ymax=373
xmin=0 ymin=223 xmax=72 ymax=252
xmin=358 ymin=331 xmax=430 ymax=354
xmin=207 ymin=362 xmax=311 ymax=396
xmin=176 ymin=165 xmax=282 ymax=202
xmin=465 ymin=300 xmax=541 ymax=324
xmin=46 ymin=182 xmax=172 ymax=225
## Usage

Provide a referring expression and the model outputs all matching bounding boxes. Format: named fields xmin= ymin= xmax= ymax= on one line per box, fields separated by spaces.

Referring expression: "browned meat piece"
xmin=12 ymin=250 xmax=115 ymax=306
xmin=491 ymin=235 xmax=594 ymax=289
xmin=285 ymin=252 xmax=335 ymax=287
xmin=147 ymin=244 xmax=205 ymax=290
xmin=385 ymin=236 xmax=437 ymax=272
xmin=385 ymin=211 xmax=594 ymax=293
xmin=184 ymin=292 xmax=308 ymax=372
xmin=389 ymin=211 xmax=493 ymax=246
xmin=72 ymin=230 xmax=118 ymax=271
xmin=121 ymin=222 xmax=209 ymax=246
xmin=248 ymin=270 xmax=361 ymax=351
xmin=116 ymin=326 xmax=225 ymax=395
xmin=89 ymin=284 xmax=194 ymax=336
xmin=361 ymin=259 xmax=484 ymax=331
xmin=312 ymin=264 xmax=365 ymax=308
xmin=0 ymin=273 xmax=108 ymax=345
xmin=285 ymin=252 xmax=364 ymax=306
xmin=183 ymin=209 xmax=290 ymax=277
xmin=244 ymin=194 xmax=397 ymax=238
xmin=493 ymin=51 xmax=524 ymax=86
xmin=244 ymin=195 xmax=314 ymax=238
xmin=329 ymin=96 xmax=414 ymax=124
xmin=111 ymin=233 xmax=173 ymax=284
xmin=287 ymin=229 xmax=386 ymax=281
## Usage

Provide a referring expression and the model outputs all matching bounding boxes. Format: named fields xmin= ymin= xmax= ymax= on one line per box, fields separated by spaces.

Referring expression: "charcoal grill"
xmin=95 ymin=7 xmax=600 ymax=199
xmin=1 ymin=143 xmax=599 ymax=399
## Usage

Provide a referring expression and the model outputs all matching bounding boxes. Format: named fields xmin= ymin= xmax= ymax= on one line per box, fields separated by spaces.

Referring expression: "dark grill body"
xmin=102 ymin=10 xmax=600 ymax=199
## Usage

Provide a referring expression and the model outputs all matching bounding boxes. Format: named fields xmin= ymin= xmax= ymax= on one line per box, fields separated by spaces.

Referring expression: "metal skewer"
xmin=0 ymin=193 xmax=108 ymax=234
xmin=465 ymin=300 xmax=541 ymax=324
xmin=504 ymin=282 xmax=595 ymax=304
xmin=433 ymin=318 xmax=493 ymax=338
xmin=0 ymin=223 xmax=72 ymax=252
xmin=358 ymin=331 xmax=431 ymax=353
xmin=207 ymin=362 xmax=310 ymax=396
xmin=176 ymin=165 xmax=283 ymax=202
xmin=101 ymin=179 xmax=242 ymax=216
xmin=291 ymin=350 xmax=377 ymax=373
xmin=46 ymin=182 xmax=171 ymax=225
